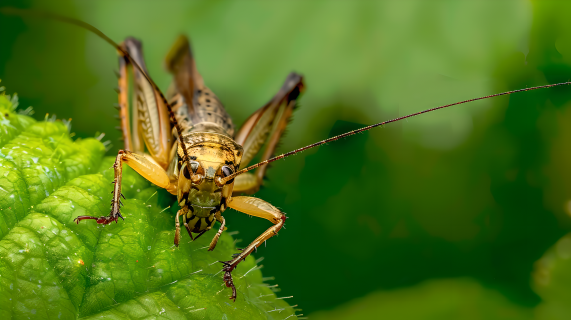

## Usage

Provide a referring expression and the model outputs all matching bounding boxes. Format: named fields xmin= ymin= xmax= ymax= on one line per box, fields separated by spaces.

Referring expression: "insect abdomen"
xmin=186 ymin=211 xmax=216 ymax=233
xmin=169 ymin=87 xmax=234 ymax=137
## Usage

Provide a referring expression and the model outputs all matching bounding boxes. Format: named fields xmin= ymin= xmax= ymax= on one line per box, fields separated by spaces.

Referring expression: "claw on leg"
xmin=73 ymin=215 xmax=120 ymax=225
xmin=221 ymin=261 xmax=238 ymax=302
xmin=218 ymin=215 xmax=285 ymax=301
xmin=75 ymin=151 xmax=126 ymax=226
xmin=219 ymin=197 xmax=286 ymax=301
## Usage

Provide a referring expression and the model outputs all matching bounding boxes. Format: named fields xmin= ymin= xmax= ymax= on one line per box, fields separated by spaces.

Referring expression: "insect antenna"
xmin=0 ymin=7 xmax=192 ymax=161
xmin=222 ymin=81 xmax=571 ymax=183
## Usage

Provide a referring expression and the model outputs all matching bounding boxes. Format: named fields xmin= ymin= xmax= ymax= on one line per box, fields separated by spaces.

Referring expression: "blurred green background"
xmin=2 ymin=0 xmax=571 ymax=319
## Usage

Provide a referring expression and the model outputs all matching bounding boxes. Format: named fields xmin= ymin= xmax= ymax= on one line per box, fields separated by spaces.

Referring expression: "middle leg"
xmin=208 ymin=214 xmax=226 ymax=251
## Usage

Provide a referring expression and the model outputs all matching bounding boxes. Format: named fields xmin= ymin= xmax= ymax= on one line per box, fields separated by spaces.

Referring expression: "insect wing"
xmin=165 ymin=35 xmax=235 ymax=136
xmin=235 ymin=72 xmax=304 ymax=169
xmin=122 ymin=38 xmax=172 ymax=168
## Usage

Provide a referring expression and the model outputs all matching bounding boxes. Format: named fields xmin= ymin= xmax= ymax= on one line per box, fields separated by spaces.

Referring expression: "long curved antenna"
xmin=0 ymin=7 xmax=191 ymax=161
xmin=222 ymin=81 xmax=571 ymax=183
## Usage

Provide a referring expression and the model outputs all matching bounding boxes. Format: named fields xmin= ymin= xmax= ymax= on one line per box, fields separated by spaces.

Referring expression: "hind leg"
xmin=219 ymin=196 xmax=286 ymax=301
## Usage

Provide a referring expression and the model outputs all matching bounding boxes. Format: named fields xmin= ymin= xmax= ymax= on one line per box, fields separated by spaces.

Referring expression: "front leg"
xmin=74 ymin=150 xmax=176 ymax=225
xmin=208 ymin=214 xmax=226 ymax=251
xmin=221 ymin=196 xmax=286 ymax=301
xmin=174 ymin=208 xmax=189 ymax=246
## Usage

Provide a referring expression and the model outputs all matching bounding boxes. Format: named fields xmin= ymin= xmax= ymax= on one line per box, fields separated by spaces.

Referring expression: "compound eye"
xmin=215 ymin=166 xmax=234 ymax=187
xmin=190 ymin=161 xmax=199 ymax=173
xmin=221 ymin=165 xmax=233 ymax=178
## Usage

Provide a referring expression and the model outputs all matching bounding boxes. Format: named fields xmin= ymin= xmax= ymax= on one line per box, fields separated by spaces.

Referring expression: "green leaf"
xmin=0 ymin=92 xmax=296 ymax=319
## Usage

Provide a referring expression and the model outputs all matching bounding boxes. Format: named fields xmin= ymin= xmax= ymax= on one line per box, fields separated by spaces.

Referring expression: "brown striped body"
xmin=71 ymin=28 xmax=303 ymax=302
xmin=166 ymin=64 xmax=242 ymax=232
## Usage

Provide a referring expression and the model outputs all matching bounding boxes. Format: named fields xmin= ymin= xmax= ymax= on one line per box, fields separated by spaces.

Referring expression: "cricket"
xmin=2 ymin=8 xmax=570 ymax=302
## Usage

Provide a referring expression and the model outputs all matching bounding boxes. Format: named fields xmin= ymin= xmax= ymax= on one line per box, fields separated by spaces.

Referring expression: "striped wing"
xmin=235 ymin=72 xmax=304 ymax=171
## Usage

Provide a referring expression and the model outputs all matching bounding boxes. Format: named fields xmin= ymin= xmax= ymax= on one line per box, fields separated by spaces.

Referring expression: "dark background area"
xmin=2 ymin=1 xmax=571 ymax=318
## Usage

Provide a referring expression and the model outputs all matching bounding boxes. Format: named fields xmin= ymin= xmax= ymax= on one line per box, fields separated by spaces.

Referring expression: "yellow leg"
xmin=208 ymin=214 xmax=226 ymax=251
xmin=220 ymin=196 xmax=286 ymax=301
xmin=74 ymin=150 xmax=177 ymax=225
xmin=174 ymin=208 xmax=184 ymax=247
xmin=232 ymin=173 xmax=258 ymax=194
